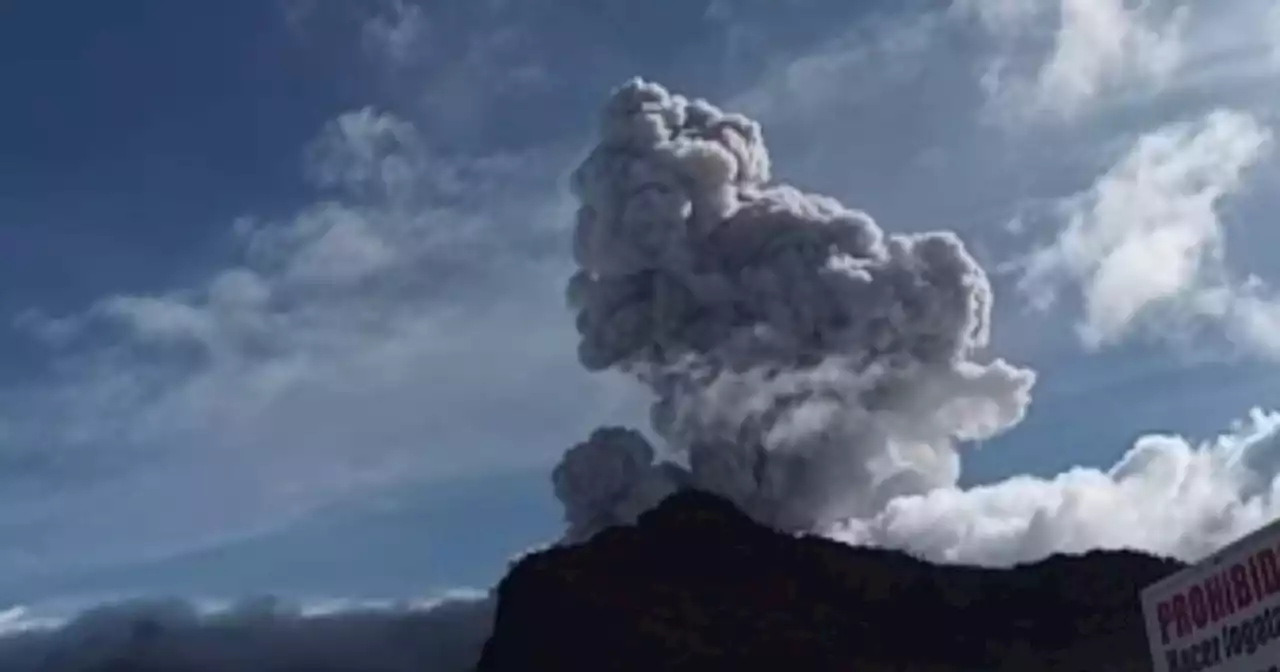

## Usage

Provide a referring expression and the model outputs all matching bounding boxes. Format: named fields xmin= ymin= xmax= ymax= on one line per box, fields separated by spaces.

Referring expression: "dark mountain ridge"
xmin=477 ymin=489 xmax=1187 ymax=671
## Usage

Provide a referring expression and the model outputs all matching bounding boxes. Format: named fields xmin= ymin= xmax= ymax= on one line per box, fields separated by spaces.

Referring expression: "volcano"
xmin=477 ymin=489 xmax=1184 ymax=672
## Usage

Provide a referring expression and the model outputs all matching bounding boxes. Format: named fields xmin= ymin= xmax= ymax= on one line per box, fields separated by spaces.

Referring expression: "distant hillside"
xmin=477 ymin=490 xmax=1186 ymax=672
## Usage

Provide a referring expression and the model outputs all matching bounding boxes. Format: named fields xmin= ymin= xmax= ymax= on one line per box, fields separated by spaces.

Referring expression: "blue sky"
xmin=4 ymin=0 xmax=1280 ymax=611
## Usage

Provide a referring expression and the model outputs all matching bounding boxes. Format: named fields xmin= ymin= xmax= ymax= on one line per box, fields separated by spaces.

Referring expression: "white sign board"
xmin=1141 ymin=522 xmax=1280 ymax=672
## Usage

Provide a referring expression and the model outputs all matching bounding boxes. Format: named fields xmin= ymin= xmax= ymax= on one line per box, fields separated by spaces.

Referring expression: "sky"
xmin=4 ymin=0 xmax=1280 ymax=620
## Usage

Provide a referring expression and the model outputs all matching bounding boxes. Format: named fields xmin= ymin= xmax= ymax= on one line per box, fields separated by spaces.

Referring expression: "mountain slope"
xmin=477 ymin=490 xmax=1185 ymax=671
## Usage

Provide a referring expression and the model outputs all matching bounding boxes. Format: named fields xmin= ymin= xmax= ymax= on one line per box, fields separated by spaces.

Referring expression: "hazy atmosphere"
xmin=4 ymin=0 xmax=1280 ymax=669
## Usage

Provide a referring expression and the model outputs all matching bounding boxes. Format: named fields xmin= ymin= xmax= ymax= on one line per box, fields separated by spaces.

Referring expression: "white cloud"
xmin=0 ymin=107 xmax=639 ymax=578
xmin=727 ymin=9 xmax=944 ymax=123
xmin=724 ymin=1 xmax=1280 ymax=368
xmin=954 ymin=0 xmax=1041 ymax=34
xmin=304 ymin=107 xmax=422 ymax=201
xmin=1271 ymin=3 xmax=1280 ymax=66
xmin=1169 ymin=0 xmax=1280 ymax=91
xmin=1016 ymin=109 xmax=1275 ymax=351
xmin=837 ymin=407 xmax=1280 ymax=566
xmin=0 ymin=592 xmax=493 ymax=672
xmin=961 ymin=0 xmax=1189 ymax=123
xmin=959 ymin=0 xmax=1280 ymax=125
xmin=257 ymin=204 xmax=399 ymax=286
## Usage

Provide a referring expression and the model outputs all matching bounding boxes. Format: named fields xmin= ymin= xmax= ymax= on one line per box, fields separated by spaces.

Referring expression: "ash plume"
xmin=554 ymin=78 xmax=1036 ymax=539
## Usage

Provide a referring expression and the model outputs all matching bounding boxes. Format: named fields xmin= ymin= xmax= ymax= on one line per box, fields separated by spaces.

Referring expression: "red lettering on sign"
xmin=1152 ymin=547 xmax=1280 ymax=644
xmin=1173 ymin=593 xmax=1192 ymax=639
xmin=1250 ymin=555 xmax=1265 ymax=600
xmin=1232 ymin=563 xmax=1254 ymax=608
xmin=1259 ymin=547 xmax=1280 ymax=596
xmin=1188 ymin=585 xmax=1208 ymax=629
xmin=1205 ymin=574 xmax=1229 ymax=623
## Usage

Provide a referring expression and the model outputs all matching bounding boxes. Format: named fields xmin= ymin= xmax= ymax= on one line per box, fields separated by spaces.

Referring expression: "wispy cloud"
xmin=0 ymin=591 xmax=493 ymax=672
xmin=0 ymin=104 xmax=637 ymax=578
xmin=361 ymin=0 xmax=428 ymax=68
xmin=348 ymin=1 xmax=551 ymax=146
xmin=961 ymin=0 xmax=1188 ymax=123
xmin=1015 ymin=109 xmax=1274 ymax=351
xmin=957 ymin=0 xmax=1280 ymax=127
xmin=1003 ymin=103 xmax=1280 ymax=365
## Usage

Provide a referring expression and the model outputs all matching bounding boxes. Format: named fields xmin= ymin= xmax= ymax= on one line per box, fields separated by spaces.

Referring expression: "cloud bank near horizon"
xmin=0 ymin=592 xmax=494 ymax=672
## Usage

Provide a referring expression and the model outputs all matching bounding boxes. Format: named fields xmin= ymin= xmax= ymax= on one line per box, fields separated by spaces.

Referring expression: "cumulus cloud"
xmin=0 ymin=593 xmax=494 ymax=672
xmin=837 ymin=408 xmax=1280 ymax=565
xmin=1016 ymin=109 xmax=1280 ymax=355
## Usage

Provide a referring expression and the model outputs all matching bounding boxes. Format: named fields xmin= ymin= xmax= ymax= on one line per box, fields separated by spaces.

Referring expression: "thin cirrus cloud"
xmin=948 ymin=0 xmax=1280 ymax=134
xmin=360 ymin=0 xmax=427 ymax=68
xmin=0 ymin=101 xmax=640 ymax=579
xmin=958 ymin=0 xmax=1189 ymax=123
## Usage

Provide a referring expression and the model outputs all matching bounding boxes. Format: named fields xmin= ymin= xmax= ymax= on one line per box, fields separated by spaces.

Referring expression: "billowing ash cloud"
xmin=0 ymin=594 xmax=494 ymax=672
xmin=554 ymin=78 xmax=1036 ymax=539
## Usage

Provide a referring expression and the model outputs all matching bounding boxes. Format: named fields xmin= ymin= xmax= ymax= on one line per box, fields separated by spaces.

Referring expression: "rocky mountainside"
xmin=476 ymin=490 xmax=1186 ymax=672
